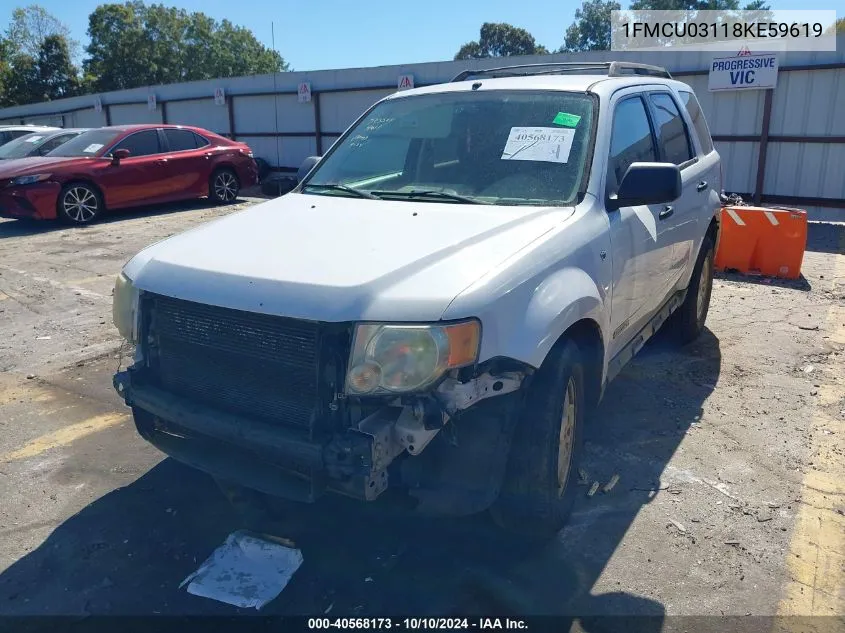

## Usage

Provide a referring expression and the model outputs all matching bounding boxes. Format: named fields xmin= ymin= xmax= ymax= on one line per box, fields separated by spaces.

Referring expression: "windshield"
xmin=0 ymin=133 xmax=49 ymax=159
xmin=46 ymin=129 xmax=121 ymax=158
xmin=302 ymin=90 xmax=595 ymax=206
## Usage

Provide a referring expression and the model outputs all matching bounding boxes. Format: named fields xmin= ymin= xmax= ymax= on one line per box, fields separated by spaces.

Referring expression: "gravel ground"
xmin=0 ymin=199 xmax=842 ymax=623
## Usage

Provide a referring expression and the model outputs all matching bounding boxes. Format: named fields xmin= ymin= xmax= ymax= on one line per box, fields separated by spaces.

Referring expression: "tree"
xmin=454 ymin=22 xmax=548 ymax=60
xmin=37 ymin=34 xmax=79 ymax=100
xmin=2 ymin=54 xmax=40 ymax=106
xmin=5 ymin=5 xmax=79 ymax=60
xmin=825 ymin=18 xmax=845 ymax=35
xmin=84 ymin=1 xmax=289 ymax=92
xmin=628 ymin=1 xmax=769 ymax=9
xmin=562 ymin=0 xmax=621 ymax=52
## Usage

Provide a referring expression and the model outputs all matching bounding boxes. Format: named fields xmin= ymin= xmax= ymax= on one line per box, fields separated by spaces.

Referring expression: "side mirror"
xmin=607 ymin=162 xmax=681 ymax=210
xmin=297 ymin=155 xmax=321 ymax=183
xmin=111 ymin=148 xmax=131 ymax=165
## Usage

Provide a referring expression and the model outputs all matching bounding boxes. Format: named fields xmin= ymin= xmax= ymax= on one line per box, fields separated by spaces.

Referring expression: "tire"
xmin=209 ymin=168 xmax=240 ymax=204
xmin=57 ymin=182 xmax=103 ymax=224
xmin=672 ymin=231 xmax=715 ymax=345
xmin=490 ymin=338 xmax=586 ymax=540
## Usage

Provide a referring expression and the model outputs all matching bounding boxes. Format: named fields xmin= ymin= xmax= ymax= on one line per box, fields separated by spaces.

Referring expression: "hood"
xmin=0 ymin=156 xmax=80 ymax=178
xmin=124 ymin=192 xmax=574 ymax=322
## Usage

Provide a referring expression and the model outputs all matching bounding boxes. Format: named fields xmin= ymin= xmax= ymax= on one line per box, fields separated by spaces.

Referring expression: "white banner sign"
xmin=298 ymin=82 xmax=312 ymax=103
xmin=214 ymin=87 xmax=226 ymax=106
xmin=397 ymin=74 xmax=414 ymax=90
xmin=147 ymin=94 xmax=157 ymax=111
xmin=94 ymin=97 xmax=102 ymax=114
xmin=708 ymin=51 xmax=779 ymax=91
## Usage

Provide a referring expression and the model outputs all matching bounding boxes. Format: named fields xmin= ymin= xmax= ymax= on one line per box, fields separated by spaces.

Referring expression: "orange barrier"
xmin=714 ymin=206 xmax=807 ymax=280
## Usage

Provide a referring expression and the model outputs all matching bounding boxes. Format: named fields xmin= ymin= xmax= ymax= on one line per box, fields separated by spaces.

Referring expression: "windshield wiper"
xmin=372 ymin=189 xmax=488 ymax=205
xmin=302 ymin=183 xmax=381 ymax=199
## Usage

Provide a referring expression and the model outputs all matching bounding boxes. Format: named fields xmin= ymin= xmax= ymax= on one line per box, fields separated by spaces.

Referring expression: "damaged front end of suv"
xmin=112 ymin=273 xmax=529 ymax=515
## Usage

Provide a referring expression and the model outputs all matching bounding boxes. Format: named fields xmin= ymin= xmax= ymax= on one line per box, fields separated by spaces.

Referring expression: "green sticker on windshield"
xmin=553 ymin=112 xmax=581 ymax=128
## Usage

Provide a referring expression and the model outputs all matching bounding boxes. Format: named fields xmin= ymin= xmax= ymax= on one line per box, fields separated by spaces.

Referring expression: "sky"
xmin=4 ymin=0 xmax=842 ymax=72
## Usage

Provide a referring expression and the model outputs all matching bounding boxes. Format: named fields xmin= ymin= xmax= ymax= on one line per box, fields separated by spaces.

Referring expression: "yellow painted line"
xmin=775 ymin=249 xmax=845 ymax=623
xmin=0 ymin=413 xmax=129 ymax=463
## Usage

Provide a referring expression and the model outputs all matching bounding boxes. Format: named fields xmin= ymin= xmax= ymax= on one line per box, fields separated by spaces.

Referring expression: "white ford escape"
xmin=113 ymin=62 xmax=722 ymax=538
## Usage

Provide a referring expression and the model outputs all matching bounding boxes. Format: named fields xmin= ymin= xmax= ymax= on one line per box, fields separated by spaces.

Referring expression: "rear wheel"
xmin=209 ymin=168 xmax=240 ymax=204
xmin=57 ymin=182 xmax=102 ymax=224
xmin=490 ymin=339 xmax=585 ymax=540
xmin=672 ymin=232 xmax=715 ymax=344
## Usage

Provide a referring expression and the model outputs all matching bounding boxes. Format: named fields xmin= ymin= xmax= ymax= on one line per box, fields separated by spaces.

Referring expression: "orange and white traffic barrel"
xmin=714 ymin=206 xmax=807 ymax=280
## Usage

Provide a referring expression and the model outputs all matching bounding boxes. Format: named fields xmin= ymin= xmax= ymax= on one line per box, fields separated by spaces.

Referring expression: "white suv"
xmin=113 ymin=62 xmax=721 ymax=538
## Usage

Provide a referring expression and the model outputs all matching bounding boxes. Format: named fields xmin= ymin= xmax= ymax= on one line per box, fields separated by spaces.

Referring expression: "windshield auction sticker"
xmin=501 ymin=127 xmax=575 ymax=164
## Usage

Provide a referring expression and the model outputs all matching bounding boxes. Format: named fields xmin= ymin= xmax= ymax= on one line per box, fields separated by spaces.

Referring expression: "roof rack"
xmin=450 ymin=61 xmax=672 ymax=83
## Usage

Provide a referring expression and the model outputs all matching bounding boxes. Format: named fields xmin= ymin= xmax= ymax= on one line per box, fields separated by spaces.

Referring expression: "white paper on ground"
xmin=501 ymin=126 xmax=575 ymax=164
xmin=179 ymin=530 xmax=303 ymax=610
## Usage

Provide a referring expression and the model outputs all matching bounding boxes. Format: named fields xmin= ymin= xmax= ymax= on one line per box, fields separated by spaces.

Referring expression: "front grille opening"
xmin=145 ymin=294 xmax=323 ymax=429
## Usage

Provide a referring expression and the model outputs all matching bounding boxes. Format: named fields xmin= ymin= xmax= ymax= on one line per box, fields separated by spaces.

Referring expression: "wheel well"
xmin=559 ymin=318 xmax=604 ymax=411
xmin=57 ymin=180 xmax=106 ymax=210
xmin=212 ymin=163 xmax=238 ymax=180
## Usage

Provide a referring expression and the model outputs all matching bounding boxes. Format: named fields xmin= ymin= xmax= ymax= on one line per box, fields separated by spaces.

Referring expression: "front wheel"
xmin=209 ymin=168 xmax=240 ymax=204
xmin=490 ymin=339 xmax=585 ymax=540
xmin=58 ymin=183 xmax=103 ymax=224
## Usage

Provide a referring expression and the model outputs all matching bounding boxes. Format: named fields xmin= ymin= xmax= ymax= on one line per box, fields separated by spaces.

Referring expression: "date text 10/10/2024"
xmin=308 ymin=618 xmax=529 ymax=630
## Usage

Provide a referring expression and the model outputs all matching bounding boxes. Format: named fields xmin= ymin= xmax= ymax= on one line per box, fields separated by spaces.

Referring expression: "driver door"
xmin=605 ymin=93 xmax=666 ymax=357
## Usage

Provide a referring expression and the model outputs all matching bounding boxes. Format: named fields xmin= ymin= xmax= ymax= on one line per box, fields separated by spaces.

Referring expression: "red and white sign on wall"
xmin=147 ymin=94 xmax=157 ymax=111
xmin=397 ymin=74 xmax=414 ymax=91
xmin=298 ymin=82 xmax=312 ymax=103
xmin=214 ymin=87 xmax=226 ymax=106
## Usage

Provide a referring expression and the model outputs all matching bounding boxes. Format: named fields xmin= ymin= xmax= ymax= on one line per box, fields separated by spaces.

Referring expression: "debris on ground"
xmin=669 ymin=519 xmax=687 ymax=534
xmin=602 ymin=474 xmax=620 ymax=493
xmin=179 ymin=530 xmax=303 ymax=610
xmin=587 ymin=481 xmax=600 ymax=497
xmin=577 ymin=468 xmax=590 ymax=485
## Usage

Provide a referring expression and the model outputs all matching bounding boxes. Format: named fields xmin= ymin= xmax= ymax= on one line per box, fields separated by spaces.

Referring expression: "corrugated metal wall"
xmin=1 ymin=36 xmax=843 ymax=219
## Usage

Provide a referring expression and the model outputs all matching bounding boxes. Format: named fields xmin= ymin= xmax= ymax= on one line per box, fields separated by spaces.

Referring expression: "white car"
xmin=112 ymin=62 xmax=722 ymax=538
xmin=0 ymin=125 xmax=59 ymax=147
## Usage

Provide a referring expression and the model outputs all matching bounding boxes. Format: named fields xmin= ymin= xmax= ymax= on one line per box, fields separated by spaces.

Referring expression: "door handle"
xmin=696 ymin=180 xmax=708 ymax=192
xmin=658 ymin=206 xmax=674 ymax=220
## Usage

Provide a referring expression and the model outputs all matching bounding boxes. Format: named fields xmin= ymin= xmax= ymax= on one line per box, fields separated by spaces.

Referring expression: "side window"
xmin=38 ymin=133 xmax=76 ymax=155
xmin=607 ymin=96 xmax=657 ymax=194
xmin=648 ymin=93 xmax=693 ymax=166
xmin=9 ymin=130 xmax=31 ymax=140
xmin=163 ymin=129 xmax=198 ymax=151
xmin=0 ymin=132 xmax=9 ymax=145
xmin=112 ymin=130 xmax=161 ymax=157
xmin=678 ymin=90 xmax=714 ymax=155
xmin=193 ymin=133 xmax=210 ymax=148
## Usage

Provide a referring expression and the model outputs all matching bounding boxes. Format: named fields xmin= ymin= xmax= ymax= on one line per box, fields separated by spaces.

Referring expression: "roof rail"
xmin=450 ymin=61 xmax=672 ymax=83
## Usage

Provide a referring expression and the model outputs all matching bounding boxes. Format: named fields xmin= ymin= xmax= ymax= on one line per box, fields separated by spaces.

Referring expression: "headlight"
xmin=11 ymin=173 xmax=51 ymax=186
xmin=345 ymin=320 xmax=480 ymax=395
xmin=112 ymin=272 xmax=140 ymax=343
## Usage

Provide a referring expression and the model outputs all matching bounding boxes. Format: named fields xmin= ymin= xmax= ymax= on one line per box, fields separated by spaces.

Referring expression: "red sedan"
xmin=0 ymin=124 xmax=258 ymax=224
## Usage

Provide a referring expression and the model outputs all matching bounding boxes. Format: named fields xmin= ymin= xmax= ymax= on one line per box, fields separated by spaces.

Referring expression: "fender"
xmin=469 ymin=266 xmax=609 ymax=372
xmin=514 ymin=266 xmax=608 ymax=369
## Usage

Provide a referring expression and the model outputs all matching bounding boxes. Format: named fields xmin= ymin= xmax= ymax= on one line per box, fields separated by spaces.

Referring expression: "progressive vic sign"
xmin=708 ymin=51 xmax=779 ymax=92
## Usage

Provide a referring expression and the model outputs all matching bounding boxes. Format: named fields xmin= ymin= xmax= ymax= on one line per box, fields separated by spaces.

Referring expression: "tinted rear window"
xmin=648 ymin=93 xmax=693 ymax=166
xmin=164 ymin=129 xmax=198 ymax=151
xmin=678 ymin=90 xmax=714 ymax=155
